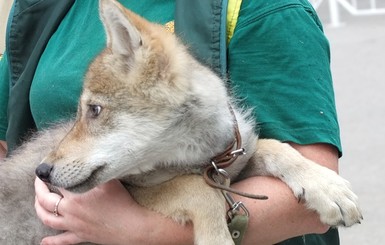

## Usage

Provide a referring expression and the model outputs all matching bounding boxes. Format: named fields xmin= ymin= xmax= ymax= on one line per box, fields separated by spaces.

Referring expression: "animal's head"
xmin=35 ymin=0 xmax=234 ymax=193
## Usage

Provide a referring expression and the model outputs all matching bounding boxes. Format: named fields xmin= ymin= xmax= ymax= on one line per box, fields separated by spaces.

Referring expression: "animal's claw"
xmin=294 ymin=171 xmax=363 ymax=227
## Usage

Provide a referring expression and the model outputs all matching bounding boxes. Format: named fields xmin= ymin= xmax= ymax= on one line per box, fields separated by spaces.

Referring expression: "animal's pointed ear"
xmin=99 ymin=0 xmax=142 ymax=56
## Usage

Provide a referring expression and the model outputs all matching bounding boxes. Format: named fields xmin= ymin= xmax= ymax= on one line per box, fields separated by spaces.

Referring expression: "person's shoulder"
xmin=240 ymin=0 xmax=314 ymax=11
xmin=238 ymin=0 xmax=315 ymax=20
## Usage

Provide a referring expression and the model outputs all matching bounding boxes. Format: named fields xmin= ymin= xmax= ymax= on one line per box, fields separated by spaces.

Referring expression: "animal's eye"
xmin=88 ymin=104 xmax=102 ymax=118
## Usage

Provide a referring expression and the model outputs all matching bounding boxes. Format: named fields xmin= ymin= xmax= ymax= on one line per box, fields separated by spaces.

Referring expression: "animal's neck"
xmin=172 ymin=104 xmax=236 ymax=165
xmin=125 ymin=104 xmax=256 ymax=187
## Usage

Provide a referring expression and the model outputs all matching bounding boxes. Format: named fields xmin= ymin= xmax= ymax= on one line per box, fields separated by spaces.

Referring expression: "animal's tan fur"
xmin=0 ymin=0 xmax=362 ymax=244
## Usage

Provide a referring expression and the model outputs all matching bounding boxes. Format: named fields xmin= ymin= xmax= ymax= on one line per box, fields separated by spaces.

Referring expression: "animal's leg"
xmin=246 ymin=139 xmax=362 ymax=227
xmin=129 ymin=175 xmax=234 ymax=245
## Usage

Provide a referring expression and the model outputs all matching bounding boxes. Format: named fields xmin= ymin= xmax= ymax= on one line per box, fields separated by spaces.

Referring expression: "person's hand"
xmin=34 ymin=178 xmax=152 ymax=245
xmin=35 ymin=178 xmax=194 ymax=245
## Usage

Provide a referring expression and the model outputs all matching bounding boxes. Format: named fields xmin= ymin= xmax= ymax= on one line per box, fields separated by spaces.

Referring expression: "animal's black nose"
xmin=35 ymin=163 xmax=53 ymax=183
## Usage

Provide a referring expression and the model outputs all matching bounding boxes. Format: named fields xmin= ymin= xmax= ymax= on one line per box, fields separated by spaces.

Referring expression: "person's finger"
xmin=34 ymin=177 xmax=68 ymax=231
xmin=35 ymin=178 xmax=64 ymax=215
xmin=34 ymin=176 xmax=50 ymax=194
xmin=35 ymin=195 xmax=67 ymax=231
xmin=40 ymin=231 xmax=86 ymax=245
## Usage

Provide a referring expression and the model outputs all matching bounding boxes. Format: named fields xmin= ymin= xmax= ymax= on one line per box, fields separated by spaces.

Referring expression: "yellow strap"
xmin=226 ymin=0 xmax=242 ymax=44
xmin=166 ymin=1 xmax=241 ymax=43
xmin=164 ymin=21 xmax=175 ymax=33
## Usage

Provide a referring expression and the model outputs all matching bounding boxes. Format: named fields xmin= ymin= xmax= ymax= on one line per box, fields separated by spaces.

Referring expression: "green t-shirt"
xmin=29 ymin=0 xmax=175 ymax=130
xmin=228 ymin=0 xmax=341 ymax=152
xmin=0 ymin=54 xmax=9 ymax=138
xmin=0 ymin=0 xmax=341 ymax=244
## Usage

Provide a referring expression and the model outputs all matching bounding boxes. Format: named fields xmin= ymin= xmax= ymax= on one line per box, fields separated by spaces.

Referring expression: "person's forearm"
xmin=231 ymin=176 xmax=329 ymax=244
xmin=119 ymin=181 xmax=321 ymax=245
xmin=0 ymin=140 xmax=7 ymax=160
xmin=98 ymin=194 xmax=195 ymax=245
xmin=132 ymin=212 xmax=195 ymax=245
xmin=117 ymin=179 xmax=317 ymax=245
xmin=119 ymin=143 xmax=338 ymax=245
xmin=35 ymin=142 xmax=339 ymax=245
xmin=289 ymin=142 xmax=339 ymax=172
xmin=233 ymin=143 xmax=339 ymax=245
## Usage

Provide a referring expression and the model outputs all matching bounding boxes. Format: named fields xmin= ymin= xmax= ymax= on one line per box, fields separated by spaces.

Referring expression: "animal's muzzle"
xmin=35 ymin=163 xmax=54 ymax=183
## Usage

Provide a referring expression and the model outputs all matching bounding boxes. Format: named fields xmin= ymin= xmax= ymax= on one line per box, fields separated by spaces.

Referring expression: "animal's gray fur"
xmin=0 ymin=124 xmax=72 ymax=244
xmin=0 ymin=0 xmax=362 ymax=244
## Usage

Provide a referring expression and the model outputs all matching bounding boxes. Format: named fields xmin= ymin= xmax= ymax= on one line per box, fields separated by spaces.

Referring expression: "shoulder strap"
xmin=174 ymin=0 xmax=242 ymax=78
xmin=6 ymin=0 xmax=75 ymax=153
xmin=174 ymin=0 xmax=229 ymax=78
xmin=226 ymin=0 xmax=242 ymax=44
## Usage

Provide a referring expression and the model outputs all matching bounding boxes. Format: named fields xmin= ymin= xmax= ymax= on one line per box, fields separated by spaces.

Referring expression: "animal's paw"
xmin=293 ymin=169 xmax=363 ymax=227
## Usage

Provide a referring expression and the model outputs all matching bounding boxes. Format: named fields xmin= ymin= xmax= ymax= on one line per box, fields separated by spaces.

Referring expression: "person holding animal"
xmin=0 ymin=0 xmax=359 ymax=245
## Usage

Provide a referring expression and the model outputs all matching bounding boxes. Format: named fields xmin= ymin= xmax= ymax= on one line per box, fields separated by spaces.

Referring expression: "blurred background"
xmin=1 ymin=0 xmax=384 ymax=244
xmin=314 ymin=0 xmax=385 ymax=244
xmin=0 ymin=0 xmax=12 ymax=54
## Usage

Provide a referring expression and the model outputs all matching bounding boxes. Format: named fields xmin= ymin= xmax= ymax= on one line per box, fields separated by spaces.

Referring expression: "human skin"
xmin=34 ymin=142 xmax=338 ymax=245
xmin=0 ymin=140 xmax=7 ymax=160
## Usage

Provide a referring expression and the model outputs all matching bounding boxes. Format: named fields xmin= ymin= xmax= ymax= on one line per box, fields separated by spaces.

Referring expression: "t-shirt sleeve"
xmin=228 ymin=1 xmax=342 ymax=154
xmin=0 ymin=53 xmax=9 ymax=141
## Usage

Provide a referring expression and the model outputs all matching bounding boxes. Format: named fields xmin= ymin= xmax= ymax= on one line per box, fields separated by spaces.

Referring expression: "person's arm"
xmin=0 ymin=140 xmax=6 ymax=160
xmin=35 ymin=143 xmax=338 ymax=245
xmin=236 ymin=142 xmax=339 ymax=245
